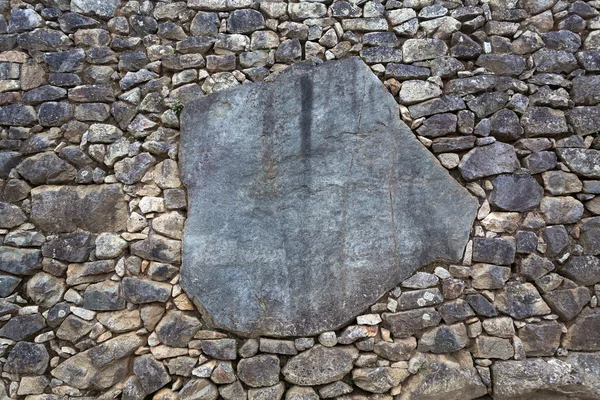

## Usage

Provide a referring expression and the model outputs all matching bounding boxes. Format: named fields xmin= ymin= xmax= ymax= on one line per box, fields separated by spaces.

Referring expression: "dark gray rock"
xmin=544 ymin=287 xmax=591 ymax=321
xmin=0 ymin=104 xmax=37 ymax=126
xmin=416 ymin=113 xmax=457 ymax=138
xmin=0 ymin=274 xmax=20 ymax=297
xmin=459 ymin=142 xmax=519 ymax=181
xmin=202 ymin=339 xmax=237 ymax=360
xmin=490 ymin=109 xmax=523 ymax=141
xmin=8 ymin=9 xmax=42 ymax=33
xmin=31 ymin=184 xmax=127 ymax=233
xmin=518 ymin=321 xmax=562 ymax=356
xmin=385 ymin=63 xmax=430 ymax=80
xmin=572 ymin=75 xmax=600 ymax=105
xmin=438 ymin=299 xmax=475 ymax=324
xmin=0 ymin=202 xmax=25 ymax=228
xmin=133 ymin=355 xmax=171 ymax=394
xmin=398 ymin=288 xmax=444 ymax=310
xmin=542 ymin=30 xmax=581 ymax=52
xmin=122 ymin=277 xmax=171 ymax=304
xmin=576 ymin=50 xmax=600 ymax=71
xmin=382 ymin=307 xmax=441 ymax=338
xmin=541 ymin=225 xmax=569 ymax=257
xmin=237 ymin=355 xmax=280 ymax=387
xmin=71 ymin=0 xmax=120 ymax=18
xmin=227 ymin=9 xmax=265 ymax=34
xmin=566 ymin=106 xmax=600 ymax=135
xmin=26 ymin=272 xmax=65 ymax=308
xmin=533 ymin=49 xmax=579 ymax=73
xmin=517 ymin=231 xmax=538 ymax=254
xmin=519 ymin=254 xmax=555 ymax=280
xmin=523 ymin=151 xmax=557 ymax=174
xmin=418 ymin=323 xmax=469 ymax=353
xmin=560 ymin=256 xmax=600 ymax=286
xmin=522 ymin=107 xmax=568 ymax=137
xmin=472 ymin=237 xmax=515 ymax=265
xmin=360 ymin=47 xmax=403 ymax=63
xmin=467 ymin=91 xmax=510 ymax=118
xmin=68 ymin=84 xmax=115 ymax=102
xmin=0 ymin=151 xmax=21 ymax=179
xmin=42 ymin=231 xmax=93 ymax=263
xmin=0 ymin=247 xmax=41 ymax=275
xmin=155 ymin=311 xmax=201 ymax=348
xmin=4 ymin=342 xmax=48 ymax=375
xmin=83 ymin=281 xmax=125 ymax=311
xmin=490 ymin=174 xmax=543 ymax=212
xmin=17 ymin=28 xmax=71 ymax=51
xmin=408 ymin=95 xmax=465 ymax=118
xmin=466 ymin=294 xmax=498 ymax=317
xmin=190 ymin=12 xmax=219 ymax=36
xmin=495 ymin=283 xmax=551 ymax=319
xmin=282 ymin=345 xmax=358 ymax=385
xmin=275 ymin=39 xmax=302 ymax=63
xmin=58 ymin=12 xmax=99 ymax=33
xmin=450 ymin=32 xmax=482 ymax=59
xmin=44 ymin=49 xmax=85 ymax=72
xmin=445 ymin=76 xmax=497 ymax=96
xmin=476 ymin=54 xmax=525 ymax=76
xmin=130 ymin=234 xmax=181 ymax=264
xmin=431 ymin=136 xmax=475 ymax=153
xmin=39 ymin=101 xmax=73 ymax=127
xmin=0 ymin=314 xmax=45 ymax=340
xmin=16 ymin=152 xmax=76 ymax=185
xmin=180 ymin=58 xmax=477 ymax=337
xmin=563 ymin=308 xmax=600 ymax=351
xmin=114 ymin=153 xmax=156 ymax=185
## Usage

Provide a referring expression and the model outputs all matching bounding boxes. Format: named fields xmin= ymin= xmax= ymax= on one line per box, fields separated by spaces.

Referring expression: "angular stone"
xmin=122 ymin=278 xmax=171 ymax=304
xmin=560 ymin=256 xmax=600 ymax=286
xmin=563 ymin=308 xmax=600 ymax=351
xmin=115 ymin=153 xmax=156 ymax=185
xmin=282 ymin=345 xmax=359 ymax=385
xmin=402 ymin=38 xmax=448 ymax=62
xmin=522 ymin=107 xmax=569 ymax=137
xmin=518 ymin=321 xmax=562 ymax=356
xmin=26 ymin=272 xmax=65 ymax=308
xmin=0 ymin=247 xmax=41 ymax=275
xmin=130 ymin=234 xmax=181 ymax=264
xmin=0 ymin=151 xmax=21 ymax=179
xmin=71 ymin=0 xmax=120 ymax=18
xmin=472 ymin=237 xmax=515 ymax=265
xmin=495 ymin=283 xmax=551 ymax=319
xmin=84 ymin=281 xmax=125 ymax=311
xmin=438 ymin=299 xmax=475 ymax=324
xmin=156 ymin=311 xmax=201 ymax=348
xmin=0 ymin=104 xmax=36 ymax=125
xmin=533 ymin=49 xmax=578 ymax=74
xmin=31 ymin=184 xmax=127 ymax=233
xmin=237 ymin=355 xmax=280 ymax=387
xmin=382 ymin=307 xmax=442 ymax=338
xmin=482 ymin=317 xmax=515 ymax=338
xmin=202 ymin=339 xmax=237 ymax=360
xmin=519 ymin=254 xmax=554 ymax=280
xmin=134 ymin=355 xmax=171 ymax=394
xmin=0 ymin=314 xmax=45 ymax=340
xmin=471 ymin=335 xmax=514 ymax=359
xmin=471 ymin=264 xmax=510 ymax=289
xmin=180 ymin=378 xmax=219 ymax=400
xmin=398 ymin=353 xmax=487 ymax=400
xmin=475 ymin=54 xmax=525 ymax=76
xmin=557 ymin=148 xmax=600 ymax=178
xmin=399 ymin=80 xmax=442 ymax=104
xmin=572 ymin=75 xmax=600 ymax=105
xmin=373 ymin=337 xmax=416 ymax=361
xmin=180 ymin=58 xmax=476 ymax=337
xmin=459 ymin=142 xmax=519 ymax=181
xmin=467 ymin=294 xmax=498 ymax=317
xmin=540 ymin=196 xmax=584 ymax=224
xmin=467 ymin=92 xmax=509 ymax=119
xmin=227 ymin=9 xmax=265 ymax=34
xmin=16 ymin=152 xmax=76 ymax=185
xmin=0 ymin=202 xmax=25 ymax=228
xmin=43 ymin=231 xmax=93 ymax=263
xmin=418 ymin=323 xmax=469 ymax=353
xmin=248 ymin=383 xmax=285 ymax=400
xmin=4 ymin=342 xmax=48 ymax=375
xmin=352 ymin=367 xmax=410 ymax=393
xmin=398 ymin=288 xmax=444 ymax=310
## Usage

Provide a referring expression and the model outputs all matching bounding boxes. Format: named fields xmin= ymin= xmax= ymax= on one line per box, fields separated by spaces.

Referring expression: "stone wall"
xmin=1 ymin=0 xmax=600 ymax=399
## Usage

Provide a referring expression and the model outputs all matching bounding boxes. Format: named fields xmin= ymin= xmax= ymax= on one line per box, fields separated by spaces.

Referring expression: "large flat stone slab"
xmin=180 ymin=58 xmax=477 ymax=337
xmin=31 ymin=184 xmax=128 ymax=233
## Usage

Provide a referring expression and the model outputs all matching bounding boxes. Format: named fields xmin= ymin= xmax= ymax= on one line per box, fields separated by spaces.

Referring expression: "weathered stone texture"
xmin=180 ymin=58 xmax=477 ymax=337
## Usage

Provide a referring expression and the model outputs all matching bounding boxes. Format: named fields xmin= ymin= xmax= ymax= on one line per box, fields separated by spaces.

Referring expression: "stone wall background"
xmin=1 ymin=0 xmax=600 ymax=398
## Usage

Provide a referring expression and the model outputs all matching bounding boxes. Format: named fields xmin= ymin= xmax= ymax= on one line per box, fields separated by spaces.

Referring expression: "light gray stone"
xmin=180 ymin=58 xmax=477 ymax=337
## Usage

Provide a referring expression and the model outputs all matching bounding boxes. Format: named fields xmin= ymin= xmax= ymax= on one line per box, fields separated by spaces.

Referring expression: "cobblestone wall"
xmin=1 ymin=0 xmax=600 ymax=399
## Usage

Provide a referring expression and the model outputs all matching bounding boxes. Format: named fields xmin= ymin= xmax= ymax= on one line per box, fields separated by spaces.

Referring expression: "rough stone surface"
xmin=31 ymin=184 xmax=127 ymax=233
xmin=180 ymin=58 xmax=476 ymax=337
xmin=282 ymin=345 xmax=359 ymax=385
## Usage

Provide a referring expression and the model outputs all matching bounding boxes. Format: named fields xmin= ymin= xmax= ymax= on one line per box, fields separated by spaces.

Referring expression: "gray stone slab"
xmin=180 ymin=58 xmax=477 ymax=337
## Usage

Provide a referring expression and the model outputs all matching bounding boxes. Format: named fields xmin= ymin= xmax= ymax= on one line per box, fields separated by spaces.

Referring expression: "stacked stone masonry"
xmin=2 ymin=0 xmax=600 ymax=399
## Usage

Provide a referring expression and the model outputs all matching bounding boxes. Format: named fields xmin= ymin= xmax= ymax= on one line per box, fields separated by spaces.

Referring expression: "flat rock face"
xmin=180 ymin=58 xmax=477 ymax=337
xmin=30 ymin=184 xmax=127 ymax=233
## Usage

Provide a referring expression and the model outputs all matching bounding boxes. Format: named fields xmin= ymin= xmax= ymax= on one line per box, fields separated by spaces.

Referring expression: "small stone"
xmin=562 ymin=308 xmax=600 ymax=350
xmin=560 ymin=256 xmax=600 ymax=286
xmin=25 ymin=272 xmax=65 ymax=308
xmin=248 ymin=383 xmax=285 ymax=400
xmin=472 ymin=335 xmax=514 ymax=360
xmin=540 ymin=196 xmax=584 ymax=224
xmin=260 ymin=338 xmax=298 ymax=355
xmin=382 ymin=307 xmax=442 ymax=338
xmin=122 ymin=277 xmax=171 ymax=304
xmin=202 ymin=339 xmax=237 ymax=360
xmin=227 ymin=9 xmax=265 ymax=34
xmin=482 ymin=317 xmax=515 ymax=338
xmin=398 ymin=288 xmax=444 ymax=310
xmin=472 ymin=237 xmax=515 ymax=266
xmin=467 ymin=294 xmax=498 ymax=317
xmin=373 ymin=337 xmax=416 ymax=361
xmin=0 ymin=314 xmax=45 ymax=340
xmin=179 ymin=378 xmax=219 ymax=400
xmin=438 ymin=299 xmax=476 ymax=324
xmin=402 ymin=38 xmax=448 ymax=63
xmin=352 ymin=367 xmax=410 ymax=393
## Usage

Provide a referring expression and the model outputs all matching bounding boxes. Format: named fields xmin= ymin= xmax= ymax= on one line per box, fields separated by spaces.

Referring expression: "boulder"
xmin=180 ymin=58 xmax=477 ymax=337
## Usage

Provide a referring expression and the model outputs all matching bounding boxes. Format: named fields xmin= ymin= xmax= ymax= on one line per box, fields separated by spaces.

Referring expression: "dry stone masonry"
xmin=0 ymin=0 xmax=600 ymax=399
